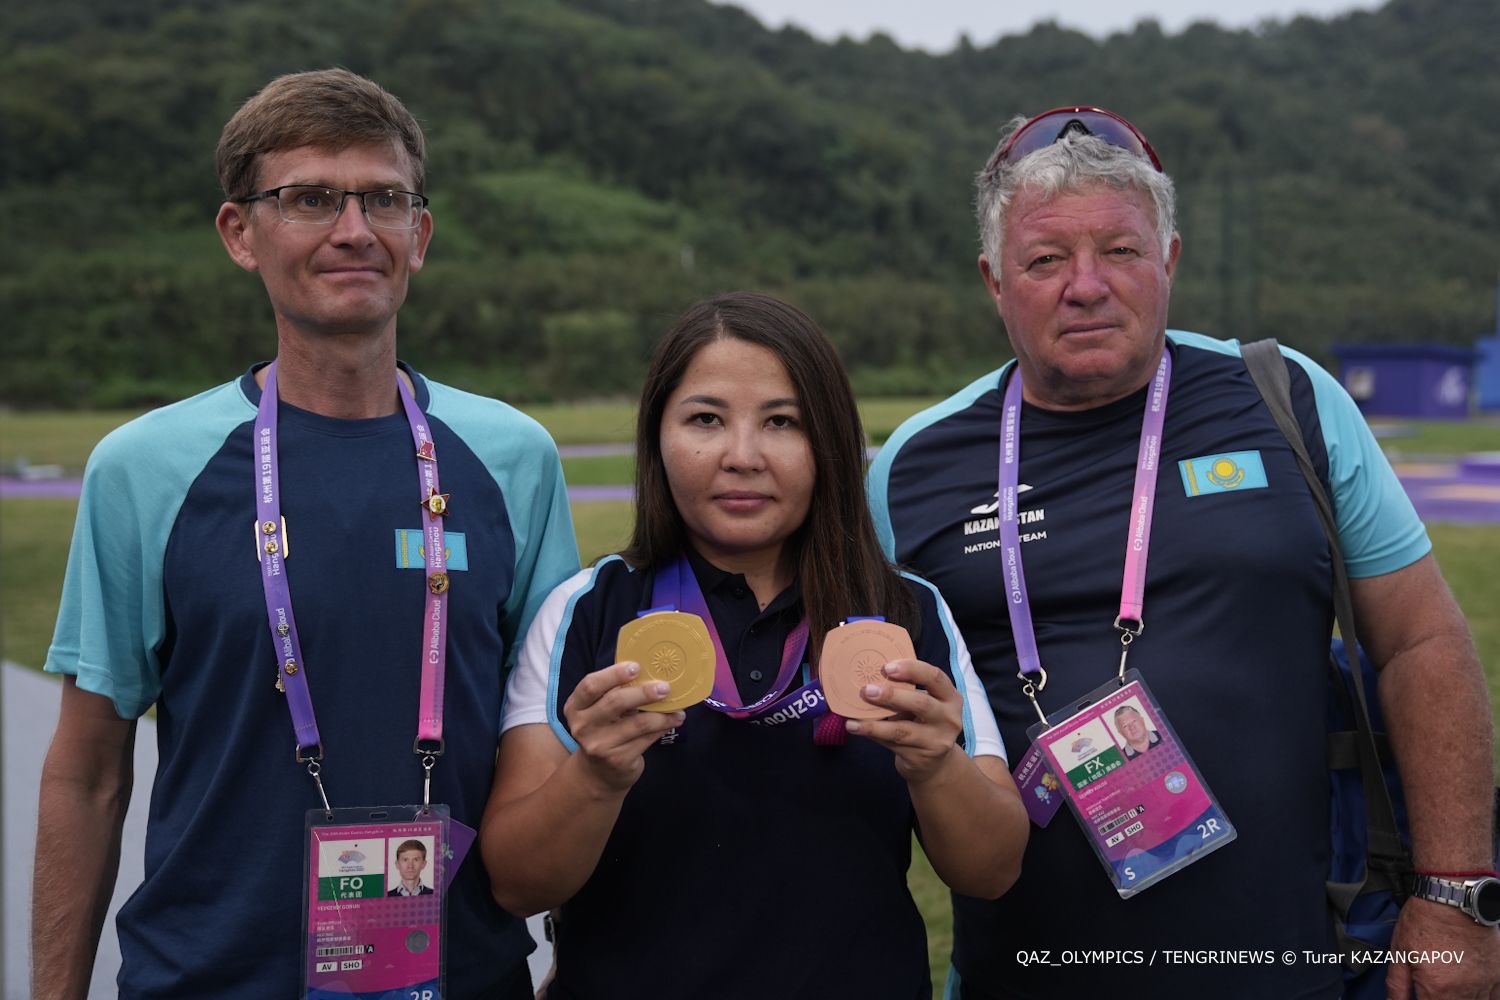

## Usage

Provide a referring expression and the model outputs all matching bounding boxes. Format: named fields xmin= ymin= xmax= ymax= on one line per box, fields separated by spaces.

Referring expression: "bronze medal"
xmin=818 ymin=620 xmax=916 ymax=720
xmin=615 ymin=612 xmax=715 ymax=713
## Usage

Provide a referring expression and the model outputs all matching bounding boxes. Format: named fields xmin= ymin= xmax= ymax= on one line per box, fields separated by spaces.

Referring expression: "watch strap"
xmin=1411 ymin=874 xmax=1500 ymax=926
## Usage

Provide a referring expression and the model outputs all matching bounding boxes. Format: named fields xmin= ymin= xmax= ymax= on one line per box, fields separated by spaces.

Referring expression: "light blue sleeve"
xmin=426 ymin=383 xmax=582 ymax=665
xmin=1281 ymin=347 xmax=1431 ymax=578
xmin=866 ymin=451 xmax=896 ymax=562
xmin=45 ymin=381 xmax=252 ymax=718
xmin=866 ymin=450 xmax=897 ymax=561
xmin=866 ymin=367 xmax=1007 ymax=561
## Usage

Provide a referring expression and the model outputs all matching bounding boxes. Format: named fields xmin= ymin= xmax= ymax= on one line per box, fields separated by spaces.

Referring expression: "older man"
xmin=869 ymin=107 xmax=1499 ymax=997
xmin=33 ymin=69 xmax=578 ymax=999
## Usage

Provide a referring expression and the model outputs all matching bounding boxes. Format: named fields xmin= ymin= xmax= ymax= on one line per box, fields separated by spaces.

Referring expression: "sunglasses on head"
xmin=991 ymin=106 xmax=1163 ymax=172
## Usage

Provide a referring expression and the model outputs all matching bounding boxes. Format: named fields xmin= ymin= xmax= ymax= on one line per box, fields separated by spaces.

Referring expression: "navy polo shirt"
xmin=503 ymin=553 xmax=1005 ymax=1000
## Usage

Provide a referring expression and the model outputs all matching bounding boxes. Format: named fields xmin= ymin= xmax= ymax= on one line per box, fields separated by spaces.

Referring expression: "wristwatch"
xmin=1410 ymin=874 xmax=1500 ymax=927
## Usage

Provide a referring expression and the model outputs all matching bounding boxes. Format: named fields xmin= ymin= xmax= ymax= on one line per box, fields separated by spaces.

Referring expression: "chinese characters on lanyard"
xmin=998 ymin=352 xmax=1237 ymax=897
xmin=253 ymin=361 xmax=451 ymax=813
xmin=254 ymin=362 xmax=463 ymax=998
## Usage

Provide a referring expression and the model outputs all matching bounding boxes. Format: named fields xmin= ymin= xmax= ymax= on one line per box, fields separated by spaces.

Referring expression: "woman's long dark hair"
xmin=620 ymin=291 xmax=919 ymax=665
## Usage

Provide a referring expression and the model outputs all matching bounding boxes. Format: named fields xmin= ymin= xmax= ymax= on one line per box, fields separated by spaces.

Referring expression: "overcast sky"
xmin=714 ymin=0 xmax=1383 ymax=52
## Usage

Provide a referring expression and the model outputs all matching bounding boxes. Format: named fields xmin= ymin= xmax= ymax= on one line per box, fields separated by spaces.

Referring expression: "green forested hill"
xmin=2 ymin=0 xmax=1497 ymax=406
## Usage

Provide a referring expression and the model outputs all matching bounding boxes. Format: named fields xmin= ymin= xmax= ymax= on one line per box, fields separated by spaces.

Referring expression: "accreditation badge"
xmin=1025 ymin=670 xmax=1236 ymax=897
xmin=302 ymin=806 xmax=453 ymax=999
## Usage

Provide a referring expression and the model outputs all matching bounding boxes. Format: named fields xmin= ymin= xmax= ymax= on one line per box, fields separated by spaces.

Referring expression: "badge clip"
xmin=1017 ymin=666 xmax=1049 ymax=725
xmin=414 ymin=738 xmax=444 ymax=812
xmin=1113 ymin=616 xmax=1144 ymax=684
xmin=295 ymin=742 xmax=332 ymax=818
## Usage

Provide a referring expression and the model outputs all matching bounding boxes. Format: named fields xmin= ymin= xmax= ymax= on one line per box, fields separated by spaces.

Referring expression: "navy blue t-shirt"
xmin=47 ymin=365 xmax=580 ymax=999
xmin=869 ymin=333 xmax=1428 ymax=999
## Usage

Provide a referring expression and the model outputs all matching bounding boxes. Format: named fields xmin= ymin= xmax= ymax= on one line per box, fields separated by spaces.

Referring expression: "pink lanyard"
xmin=998 ymin=351 xmax=1172 ymax=721
xmin=254 ymin=362 xmax=450 ymax=813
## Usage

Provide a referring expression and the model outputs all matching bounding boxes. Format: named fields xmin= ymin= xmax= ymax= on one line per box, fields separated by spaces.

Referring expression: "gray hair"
xmin=975 ymin=115 xmax=1177 ymax=266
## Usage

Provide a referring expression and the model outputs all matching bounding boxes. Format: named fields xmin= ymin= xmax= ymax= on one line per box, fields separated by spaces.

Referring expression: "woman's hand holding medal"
xmin=562 ymin=662 xmax=687 ymax=794
xmin=820 ymin=620 xmax=964 ymax=785
xmin=844 ymin=658 xmax=966 ymax=786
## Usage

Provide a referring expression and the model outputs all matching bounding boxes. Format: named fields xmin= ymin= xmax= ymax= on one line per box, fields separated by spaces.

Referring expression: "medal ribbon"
xmin=254 ymin=362 xmax=450 ymax=788
xmin=999 ymin=351 xmax=1172 ymax=683
xmin=652 ymin=556 xmax=809 ymax=718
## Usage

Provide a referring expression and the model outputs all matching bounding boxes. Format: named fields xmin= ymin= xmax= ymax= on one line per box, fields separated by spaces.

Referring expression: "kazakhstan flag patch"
xmin=1178 ymin=451 xmax=1268 ymax=497
xmin=394 ymin=529 xmax=469 ymax=570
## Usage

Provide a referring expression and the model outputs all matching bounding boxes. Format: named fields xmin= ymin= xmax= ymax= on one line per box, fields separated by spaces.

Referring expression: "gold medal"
xmin=615 ymin=612 xmax=714 ymax=713
xmin=818 ymin=620 xmax=916 ymax=720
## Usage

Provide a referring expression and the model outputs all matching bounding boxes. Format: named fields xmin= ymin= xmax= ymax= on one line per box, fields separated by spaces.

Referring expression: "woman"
xmin=482 ymin=292 xmax=1027 ymax=999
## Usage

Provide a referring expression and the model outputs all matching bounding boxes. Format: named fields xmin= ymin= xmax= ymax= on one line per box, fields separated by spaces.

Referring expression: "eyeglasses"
xmin=991 ymin=106 xmax=1163 ymax=172
xmin=238 ymin=185 xmax=429 ymax=230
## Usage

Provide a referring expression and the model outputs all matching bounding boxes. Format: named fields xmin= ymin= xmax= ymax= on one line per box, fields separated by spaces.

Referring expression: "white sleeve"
xmin=501 ymin=568 xmax=593 ymax=734
xmin=902 ymin=570 xmax=1008 ymax=763
xmin=945 ymin=594 xmax=1007 ymax=762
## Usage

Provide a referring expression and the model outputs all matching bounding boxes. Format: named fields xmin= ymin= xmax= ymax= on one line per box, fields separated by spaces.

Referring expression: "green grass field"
xmin=3 ymin=406 xmax=1497 ymax=994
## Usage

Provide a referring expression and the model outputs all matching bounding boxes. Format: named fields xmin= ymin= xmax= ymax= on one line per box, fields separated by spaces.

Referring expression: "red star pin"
xmin=422 ymin=488 xmax=451 ymax=517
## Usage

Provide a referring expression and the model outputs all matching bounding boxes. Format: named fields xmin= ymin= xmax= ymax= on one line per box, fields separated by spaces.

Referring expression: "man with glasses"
xmin=33 ymin=69 xmax=579 ymax=999
xmin=870 ymin=107 xmax=1498 ymax=996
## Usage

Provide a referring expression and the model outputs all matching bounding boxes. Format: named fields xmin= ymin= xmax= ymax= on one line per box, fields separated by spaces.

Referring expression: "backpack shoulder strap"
xmin=1240 ymin=338 xmax=1409 ymax=883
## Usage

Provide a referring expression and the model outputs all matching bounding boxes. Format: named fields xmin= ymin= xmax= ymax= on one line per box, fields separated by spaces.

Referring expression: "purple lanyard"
xmin=998 ymin=351 xmax=1171 ymax=721
xmin=255 ymin=362 xmax=450 ymax=812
